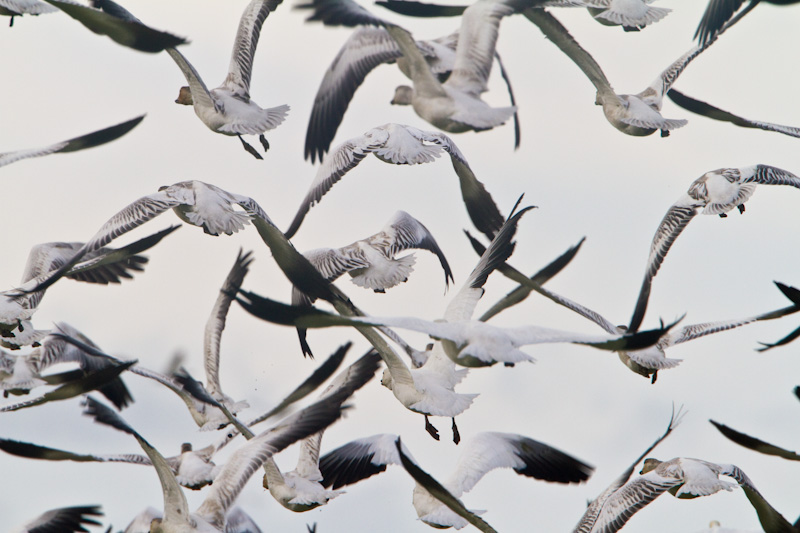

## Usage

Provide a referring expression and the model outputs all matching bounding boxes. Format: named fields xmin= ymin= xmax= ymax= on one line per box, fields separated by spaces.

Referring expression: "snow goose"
xmin=259 ymin=349 xmax=381 ymax=512
xmin=0 ymin=322 xmax=133 ymax=409
xmin=694 ymin=0 xmax=800 ymax=46
xmin=80 ymin=381 xmax=351 ymax=532
xmin=0 ymin=438 xmax=221 ymax=490
xmin=573 ymin=406 xmax=683 ymax=533
xmin=12 ymin=505 xmax=103 ymax=533
xmin=293 ymin=210 xmax=453 ymax=356
xmin=87 ymin=0 xmax=289 ymax=158
xmin=0 ymin=115 xmax=143 ymax=168
xmin=318 ymin=432 xmax=593 ymax=530
xmin=0 ymin=226 xmax=177 ymax=345
xmin=0 ymin=0 xmax=57 ymax=26
xmin=285 ymin=123 xmax=503 ymax=240
xmin=525 ymin=8 xmax=733 ymax=137
xmin=40 ymin=0 xmax=186 ymax=52
xmin=20 ymin=180 xmax=336 ymax=305
xmin=627 ymin=165 xmax=800 ymax=333
xmin=299 ymin=0 xmax=522 ymax=142
xmin=666 ymin=89 xmax=800 ymax=139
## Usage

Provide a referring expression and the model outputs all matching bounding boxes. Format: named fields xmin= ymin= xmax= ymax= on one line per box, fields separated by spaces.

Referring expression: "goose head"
xmin=391 ymin=85 xmax=414 ymax=106
xmin=175 ymin=86 xmax=193 ymax=106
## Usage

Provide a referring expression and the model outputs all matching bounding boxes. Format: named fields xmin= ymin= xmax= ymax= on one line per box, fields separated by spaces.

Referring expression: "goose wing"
xmin=17 ymin=505 xmax=102 ymax=533
xmin=0 ymin=437 xmax=151 ymax=466
xmin=694 ymin=0 xmax=748 ymax=46
xmin=204 ymin=249 xmax=254 ymax=399
xmin=222 ymin=0 xmax=282 ymax=98
xmin=0 ymin=115 xmax=143 ymax=169
xmin=318 ymin=433 xmax=414 ymax=489
xmin=741 ymin=164 xmax=800 ymax=187
xmin=166 ymin=48 xmax=218 ymax=112
xmin=588 ymin=472 xmax=680 ymax=533
xmin=710 ymin=420 xmax=800 ymax=462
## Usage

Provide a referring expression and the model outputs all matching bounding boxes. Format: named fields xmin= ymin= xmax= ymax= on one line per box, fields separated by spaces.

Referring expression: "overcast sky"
xmin=2 ymin=1 xmax=800 ymax=531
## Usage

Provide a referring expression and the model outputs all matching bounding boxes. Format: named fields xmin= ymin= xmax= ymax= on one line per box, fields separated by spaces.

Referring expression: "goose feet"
xmin=259 ymin=134 xmax=270 ymax=152
xmin=737 ymin=204 xmax=745 ymax=214
xmin=238 ymin=135 xmax=264 ymax=160
xmin=660 ymin=129 xmax=670 ymax=137
xmin=452 ymin=418 xmax=461 ymax=445
xmin=650 ymin=370 xmax=658 ymax=384
xmin=425 ymin=415 xmax=440 ymax=441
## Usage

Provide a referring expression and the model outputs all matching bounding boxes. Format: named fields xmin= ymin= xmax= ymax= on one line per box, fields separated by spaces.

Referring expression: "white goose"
xmin=318 ymin=432 xmax=593 ymax=530
xmin=294 ymin=210 xmax=453 ymax=356
xmin=525 ymin=8 xmax=733 ymax=136
xmin=88 ymin=0 xmax=289 ymax=158
xmin=0 ymin=115 xmax=143 ymax=169
xmin=628 ymin=165 xmax=800 ymax=333
xmin=285 ymin=123 xmax=504 ymax=241
xmin=300 ymin=0 xmax=520 ymax=139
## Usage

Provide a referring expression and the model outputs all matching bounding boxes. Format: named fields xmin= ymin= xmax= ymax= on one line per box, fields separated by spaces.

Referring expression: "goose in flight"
xmin=89 ymin=0 xmax=289 ymax=159
xmin=525 ymin=7 xmax=734 ymax=137
xmin=628 ymin=165 xmax=800 ymax=333
xmin=572 ymin=406 xmax=683 ymax=533
xmin=0 ymin=226 xmax=177 ymax=345
xmin=0 ymin=322 xmax=133 ymax=410
xmin=318 ymin=432 xmax=593 ymax=530
xmin=0 ymin=0 xmax=57 ymax=26
xmin=40 ymin=0 xmax=186 ymax=52
xmin=694 ymin=0 xmax=800 ymax=46
xmin=299 ymin=0 xmax=523 ymax=144
xmin=20 ymin=180 xmax=337 ymax=305
xmin=0 ymin=438 xmax=221 ymax=491
xmin=80 ymin=384 xmax=351 ymax=532
xmin=285 ymin=123 xmax=504 ymax=241
xmin=293 ymin=210 xmax=453 ymax=356
xmin=0 ymin=115 xmax=143 ymax=169
xmin=666 ymin=89 xmax=800 ymax=139
xmin=375 ymin=0 xmax=670 ymax=31
xmin=12 ymin=505 xmax=103 ymax=533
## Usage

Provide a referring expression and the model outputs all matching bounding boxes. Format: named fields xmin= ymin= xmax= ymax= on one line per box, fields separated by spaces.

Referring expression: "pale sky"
xmin=1 ymin=1 xmax=800 ymax=532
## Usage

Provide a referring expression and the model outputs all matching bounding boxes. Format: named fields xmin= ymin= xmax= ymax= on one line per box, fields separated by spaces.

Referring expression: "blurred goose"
xmin=628 ymin=165 xmax=800 ymax=333
xmin=0 ymin=0 xmax=57 ymax=26
xmin=0 ymin=226 xmax=176 ymax=345
xmin=88 ymin=0 xmax=289 ymax=158
xmin=319 ymin=432 xmax=593 ymax=529
xmin=667 ymin=89 xmax=800 ymax=139
xmin=12 ymin=505 xmax=103 ymax=533
xmin=0 ymin=438 xmax=220 ymax=490
xmin=299 ymin=0 xmax=523 ymax=142
xmin=573 ymin=406 xmax=683 ymax=533
xmin=285 ymin=123 xmax=503 ymax=240
xmin=21 ymin=180 xmax=336 ymax=306
xmin=525 ymin=8 xmax=733 ymax=137
xmin=41 ymin=0 xmax=186 ymax=53
xmin=0 ymin=115 xmax=143 ymax=168
xmin=694 ymin=0 xmax=800 ymax=46
xmin=260 ymin=349 xmax=381 ymax=512
xmin=81 ymin=385 xmax=351 ymax=532
xmin=0 ymin=322 xmax=132 ymax=409
xmin=294 ymin=210 xmax=453 ymax=356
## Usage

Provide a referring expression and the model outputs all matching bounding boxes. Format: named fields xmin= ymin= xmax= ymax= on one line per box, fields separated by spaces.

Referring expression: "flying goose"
xmin=572 ymin=406 xmax=684 ymax=533
xmin=694 ymin=0 xmax=800 ymax=46
xmin=627 ymin=165 xmax=800 ymax=333
xmin=0 ymin=226 xmax=177 ymax=345
xmin=525 ymin=7 xmax=734 ymax=137
xmin=0 ymin=322 xmax=133 ymax=409
xmin=293 ymin=210 xmax=453 ymax=356
xmin=12 ymin=505 xmax=103 ymax=533
xmin=87 ymin=0 xmax=289 ymax=159
xmin=318 ymin=432 xmax=593 ymax=530
xmin=0 ymin=0 xmax=57 ymax=26
xmin=20 ymin=180 xmax=337 ymax=305
xmin=299 ymin=0 xmax=524 ymax=143
xmin=0 ymin=115 xmax=143 ymax=169
xmin=285 ymin=123 xmax=504 ymax=241
xmin=40 ymin=0 xmax=186 ymax=53
xmin=666 ymin=89 xmax=800 ymax=139
xmin=0 ymin=438 xmax=221 ymax=490
xmin=260 ymin=349 xmax=381 ymax=512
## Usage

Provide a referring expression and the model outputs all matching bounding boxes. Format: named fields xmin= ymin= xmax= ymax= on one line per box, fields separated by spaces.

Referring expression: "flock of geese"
xmin=2 ymin=0 xmax=800 ymax=531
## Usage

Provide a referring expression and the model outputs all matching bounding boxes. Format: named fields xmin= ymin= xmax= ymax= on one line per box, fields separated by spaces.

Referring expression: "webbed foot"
xmin=425 ymin=415 xmax=440 ymax=441
xmin=239 ymin=135 xmax=263 ymax=160
xmin=259 ymin=134 xmax=270 ymax=152
xmin=452 ymin=418 xmax=461 ymax=445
